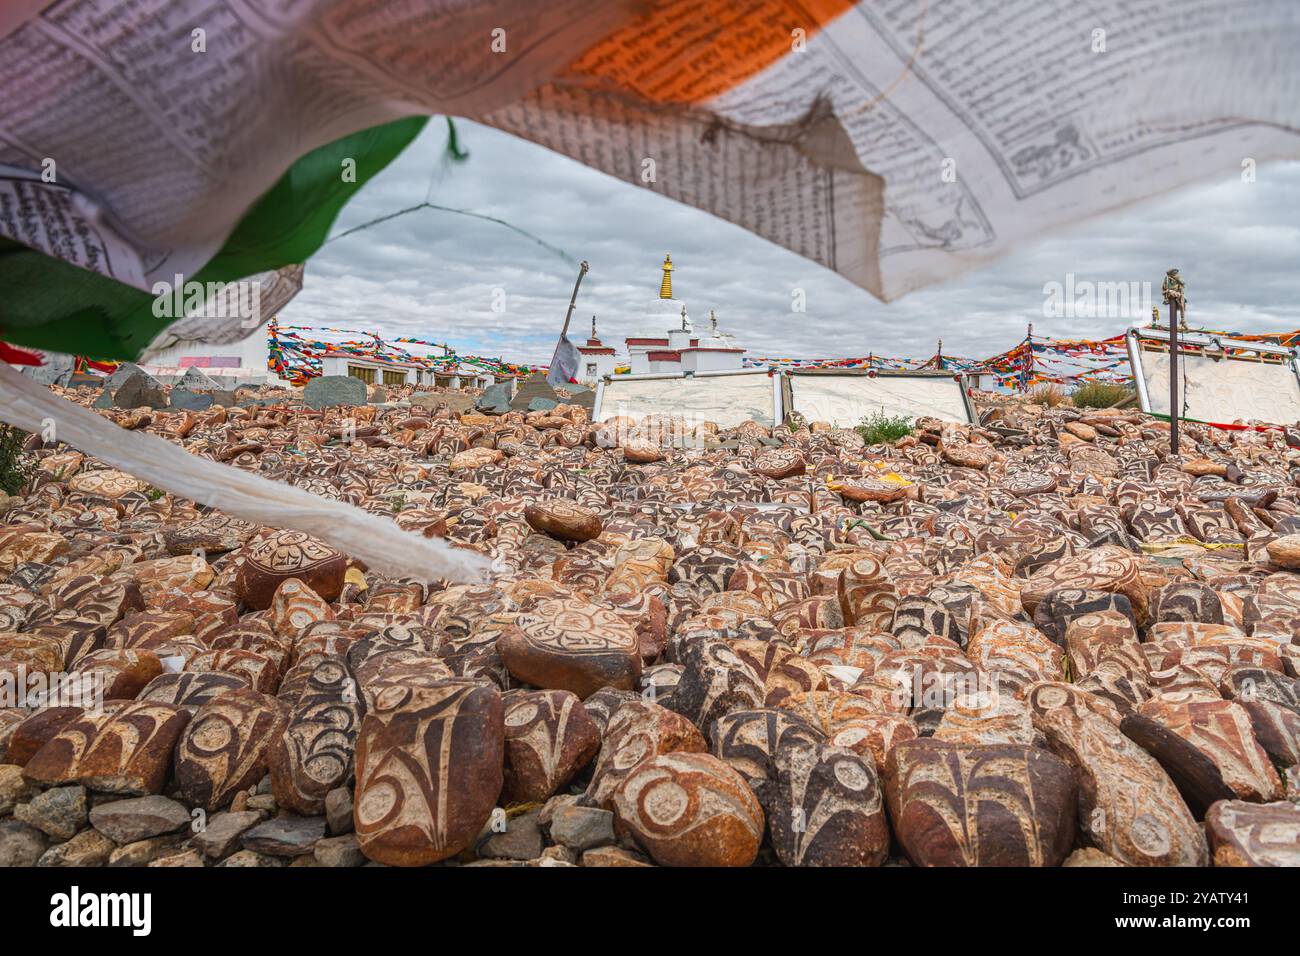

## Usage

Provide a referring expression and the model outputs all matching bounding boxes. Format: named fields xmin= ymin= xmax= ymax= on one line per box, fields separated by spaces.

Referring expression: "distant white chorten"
xmin=576 ymin=315 xmax=617 ymax=385
xmin=625 ymin=254 xmax=744 ymax=375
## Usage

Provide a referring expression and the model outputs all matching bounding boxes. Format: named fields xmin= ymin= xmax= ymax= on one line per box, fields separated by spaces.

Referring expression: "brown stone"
xmin=524 ymin=500 xmax=603 ymax=542
xmin=769 ymin=742 xmax=889 ymax=866
xmin=1205 ymin=800 xmax=1300 ymax=866
xmin=1135 ymin=696 xmax=1283 ymax=803
xmin=586 ymin=699 xmax=708 ymax=807
xmin=498 ymin=599 xmax=640 ymax=698
xmin=1265 ymin=533 xmax=1300 ymax=570
xmin=174 ymin=688 xmax=289 ymax=812
xmin=611 ymin=752 xmax=763 ymax=867
xmin=270 ymin=658 xmax=362 ymax=815
xmin=501 ymin=689 xmax=601 ymax=803
xmin=234 ymin=531 xmax=346 ymax=610
xmin=23 ymin=701 xmax=190 ymax=795
xmin=884 ymin=739 xmax=1077 ymax=867
xmin=1039 ymin=704 xmax=1206 ymax=866
xmin=354 ymin=681 xmax=504 ymax=866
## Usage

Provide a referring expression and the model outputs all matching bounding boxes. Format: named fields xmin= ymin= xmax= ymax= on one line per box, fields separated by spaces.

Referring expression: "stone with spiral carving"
xmin=173 ymin=687 xmax=288 ymax=811
xmin=270 ymin=657 xmax=362 ymax=815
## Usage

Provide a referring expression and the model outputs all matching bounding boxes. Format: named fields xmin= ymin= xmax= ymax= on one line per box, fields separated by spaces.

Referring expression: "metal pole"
xmin=1169 ymin=301 xmax=1180 ymax=455
xmin=550 ymin=261 xmax=589 ymax=363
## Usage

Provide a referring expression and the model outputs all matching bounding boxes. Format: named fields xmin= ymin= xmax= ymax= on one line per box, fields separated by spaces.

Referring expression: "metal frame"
xmin=782 ymin=367 xmax=977 ymax=426
xmin=1125 ymin=326 xmax=1300 ymax=416
xmin=592 ymin=366 xmax=778 ymax=425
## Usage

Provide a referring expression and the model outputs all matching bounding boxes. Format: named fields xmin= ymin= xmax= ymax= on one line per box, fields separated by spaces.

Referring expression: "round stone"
xmin=234 ymin=530 xmax=346 ymax=610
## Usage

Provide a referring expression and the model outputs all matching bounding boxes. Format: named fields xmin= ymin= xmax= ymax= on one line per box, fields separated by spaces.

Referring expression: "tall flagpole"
xmin=554 ymin=261 xmax=590 ymax=354
xmin=547 ymin=260 xmax=589 ymax=386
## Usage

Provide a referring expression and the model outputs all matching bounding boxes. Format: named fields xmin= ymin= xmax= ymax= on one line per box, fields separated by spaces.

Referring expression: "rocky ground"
xmin=1 ymin=375 xmax=1299 ymax=868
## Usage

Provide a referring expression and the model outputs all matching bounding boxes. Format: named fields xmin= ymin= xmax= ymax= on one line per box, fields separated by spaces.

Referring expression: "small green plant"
xmin=0 ymin=426 xmax=34 ymax=496
xmin=1070 ymin=381 xmax=1135 ymax=409
xmin=856 ymin=412 xmax=914 ymax=445
xmin=389 ymin=493 xmax=408 ymax=512
xmin=146 ymin=487 xmax=165 ymax=501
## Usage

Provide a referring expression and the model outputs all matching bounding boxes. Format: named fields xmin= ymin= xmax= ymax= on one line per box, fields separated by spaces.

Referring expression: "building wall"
xmin=680 ymin=349 xmax=744 ymax=374
xmin=320 ymin=356 xmax=415 ymax=384
xmin=579 ymin=352 xmax=617 ymax=384
xmin=144 ymin=324 xmax=279 ymax=385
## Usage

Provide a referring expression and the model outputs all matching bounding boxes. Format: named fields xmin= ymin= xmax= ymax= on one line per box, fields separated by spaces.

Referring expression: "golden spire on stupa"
xmin=659 ymin=254 xmax=673 ymax=299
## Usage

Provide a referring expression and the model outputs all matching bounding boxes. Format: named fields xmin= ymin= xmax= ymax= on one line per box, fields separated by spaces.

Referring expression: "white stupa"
xmin=625 ymin=255 xmax=744 ymax=374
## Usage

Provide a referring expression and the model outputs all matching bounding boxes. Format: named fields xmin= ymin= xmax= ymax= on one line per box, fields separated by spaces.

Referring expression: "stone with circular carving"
xmin=501 ymin=689 xmax=601 ymax=803
xmin=354 ymin=681 xmax=504 ymax=866
xmin=837 ymin=555 xmax=898 ymax=630
xmin=667 ymin=638 xmax=764 ymax=734
xmin=586 ymin=699 xmax=707 ymax=808
xmin=752 ymin=448 xmax=805 ymax=479
xmin=769 ymin=742 xmax=889 ymax=866
xmin=1038 ymin=704 xmax=1207 ymax=866
xmin=270 ymin=657 xmax=362 ymax=815
xmin=611 ymin=751 xmax=764 ymax=867
xmin=67 ymin=469 xmax=147 ymax=499
xmin=174 ymin=688 xmax=288 ymax=811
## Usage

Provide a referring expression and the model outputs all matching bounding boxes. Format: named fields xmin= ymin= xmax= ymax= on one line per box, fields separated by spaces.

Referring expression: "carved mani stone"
xmin=22 ymin=700 xmax=191 ymax=795
xmin=667 ymin=638 xmax=764 ymax=735
xmin=1032 ymin=587 xmax=1138 ymax=646
xmin=234 ymin=530 xmax=346 ymax=611
xmin=836 ymin=555 xmax=898 ymax=630
xmin=1135 ymin=697 xmax=1283 ymax=803
xmin=884 ymin=739 xmax=1077 ymax=867
xmin=709 ymin=708 xmax=825 ymax=806
xmin=354 ymin=681 xmax=504 ymax=866
xmin=768 ymin=742 xmax=889 ymax=867
xmin=174 ymin=688 xmax=289 ymax=812
xmin=586 ymin=699 xmax=708 ymax=808
xmin=1205 ymin=800 xmax=1300 ymax=867
xmin=137 ymin=671 xmax=250 ymax=709
xmin=501 ymin=689 xmax=601 ymax=803
xmin=1039 ymin=705 xmax=1207 ymax=866
xmin=497 ymin=599 xmax=641 ymax=698
xmin=1150 ymin=581 xmax=1224 ymax=626
xmin=524 ymin=500 xmax=603 ymax=542
xmin=270 ymin=657 xmax=362 ymax=815
xmin=1118 ymin=711 xmax=1237 ymax=819
xmin=611 ymin=751 xmax=764 ymax=867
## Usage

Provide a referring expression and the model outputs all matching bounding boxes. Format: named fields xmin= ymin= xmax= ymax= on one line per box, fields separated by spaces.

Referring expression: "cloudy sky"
xmin=279 ymin=119 xmax=1300 ymax=366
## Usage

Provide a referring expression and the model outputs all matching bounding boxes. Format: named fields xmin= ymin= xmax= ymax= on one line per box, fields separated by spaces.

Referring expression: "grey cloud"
xmin=278 ymin=120 xmax=1300 ymax=365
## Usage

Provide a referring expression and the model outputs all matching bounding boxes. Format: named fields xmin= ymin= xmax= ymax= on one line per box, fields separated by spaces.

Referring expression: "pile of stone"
xmin=1 ymin=385 xmax=1298 ymax=867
